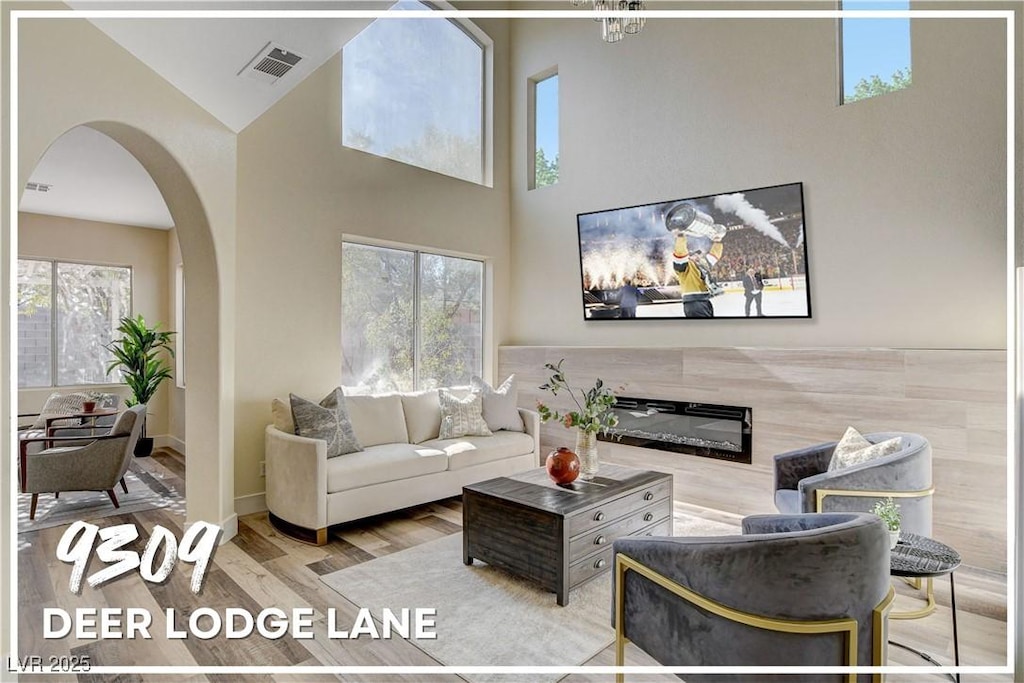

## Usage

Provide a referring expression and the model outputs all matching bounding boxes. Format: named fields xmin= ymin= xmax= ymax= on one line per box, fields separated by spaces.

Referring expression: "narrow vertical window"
xmin=840 ymin=1 xmax=912 ymax=104
xmin=17 ymin=259 xmax=53 ymax=388
xmin=530 ymin=71 xmax=559 ymax=189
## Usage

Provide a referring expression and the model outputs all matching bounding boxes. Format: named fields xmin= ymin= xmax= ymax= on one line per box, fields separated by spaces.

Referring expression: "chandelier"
xmin=570 ymin=0 xmax=647 ymax=43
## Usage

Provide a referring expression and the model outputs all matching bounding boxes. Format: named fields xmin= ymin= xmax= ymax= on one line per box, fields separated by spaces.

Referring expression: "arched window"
xmin=342 ymin=1 xmax=491 ymax=186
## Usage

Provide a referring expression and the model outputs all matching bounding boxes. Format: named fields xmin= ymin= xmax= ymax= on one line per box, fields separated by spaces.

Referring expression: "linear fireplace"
xmin=599 ymin=397 xmax=752 ymax=464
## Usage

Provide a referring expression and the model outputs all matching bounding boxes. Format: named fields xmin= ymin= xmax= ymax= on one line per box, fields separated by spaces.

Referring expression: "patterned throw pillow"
xmin=31 ymin=392 xmax=89 ymax=429
xmin=289 ymin=388 xmax=363 ymax=458
xmin=828 ymin=426 xmax=903 ymax=471
xmin=471 ymin=375 xmax=524 ymax=432
xmin=439 ymin=389 xmax=493 ymax=439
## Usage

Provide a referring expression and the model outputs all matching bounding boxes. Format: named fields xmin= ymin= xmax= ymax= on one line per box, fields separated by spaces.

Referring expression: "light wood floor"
xmin=16 ymin=451 xmax=1011 ymax=682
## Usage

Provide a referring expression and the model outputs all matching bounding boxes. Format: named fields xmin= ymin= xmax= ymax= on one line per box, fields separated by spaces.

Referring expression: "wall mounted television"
xmin=577 ymin=182 xmax=810 ymax=320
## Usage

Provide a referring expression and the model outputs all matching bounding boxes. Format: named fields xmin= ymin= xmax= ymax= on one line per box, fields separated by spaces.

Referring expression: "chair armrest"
xmin=518 ymin=408 xmax=541 ymax=466
xmin=773 ymin=442 xmax=834 ymax=492
xmin=742 ymin=512 xmax=862 ymax=535
xmin=265 ymin=425 xmax=328 ymax=531
xmin=798 ymin=452 xmax=934 ymax=514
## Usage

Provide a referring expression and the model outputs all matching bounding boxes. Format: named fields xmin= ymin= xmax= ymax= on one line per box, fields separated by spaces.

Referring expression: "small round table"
xmin=889 ymin=532 xmax=961 ymax=683
xmin=45 ymin=408 xmax=118 ymax=436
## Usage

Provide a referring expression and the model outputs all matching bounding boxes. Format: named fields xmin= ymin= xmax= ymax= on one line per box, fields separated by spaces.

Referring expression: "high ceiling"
xmin=21 ymin=3 xmax=392 ymax=229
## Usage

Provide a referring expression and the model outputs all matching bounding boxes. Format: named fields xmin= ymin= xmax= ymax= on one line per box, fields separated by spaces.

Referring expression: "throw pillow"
xmin=438 ymin=389 xmax=493 ymax=439
xmin=271 ymin=398 xmax=295 ymax=434
xmin=471 ymin=375 xmax=524 ymax=432
xmin=31 ymin=391 xmax=89 ymax=429
xmin=828 ymin=426 xmax=903 ymax=471
xmin=289 ymin=388 xmax=363 ymax=458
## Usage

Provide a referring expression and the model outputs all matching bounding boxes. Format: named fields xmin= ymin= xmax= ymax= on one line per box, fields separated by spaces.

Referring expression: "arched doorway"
xmin=16 ymin=121 xmax=234 ymax=536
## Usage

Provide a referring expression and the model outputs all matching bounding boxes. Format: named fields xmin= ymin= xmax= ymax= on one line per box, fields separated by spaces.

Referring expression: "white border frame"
xmin=5 ymin=6 xmax=1017 ymax=679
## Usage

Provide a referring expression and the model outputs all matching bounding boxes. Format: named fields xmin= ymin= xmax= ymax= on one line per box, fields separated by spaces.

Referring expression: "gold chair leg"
xmin=890 ymin=577 xmax=936 ymax=619
xmin=615 ymin=559 xmax=627 ymax=683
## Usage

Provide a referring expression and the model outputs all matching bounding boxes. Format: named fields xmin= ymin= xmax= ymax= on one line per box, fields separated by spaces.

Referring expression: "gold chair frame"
xmin=816 ymin=487 xmax=936 ymax=619
xmin=614 ymin=552 xmax=895 ymax=683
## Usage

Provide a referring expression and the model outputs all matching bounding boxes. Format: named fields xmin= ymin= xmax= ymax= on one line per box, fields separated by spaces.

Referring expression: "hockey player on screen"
xmin=664 ymin=203 xmax=727 ymax=318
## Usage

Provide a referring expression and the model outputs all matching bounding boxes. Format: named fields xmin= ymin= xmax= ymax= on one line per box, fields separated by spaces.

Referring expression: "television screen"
xmin=577 ymin=182 xmax=810 ymax=320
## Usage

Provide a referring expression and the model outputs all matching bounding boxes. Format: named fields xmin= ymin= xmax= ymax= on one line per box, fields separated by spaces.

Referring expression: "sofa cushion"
xmin=438 ymin=389 xmax=492 ymax=439
xmin=402 ymin=390 xmax=441 ymax=444
xmin=326 ymin=443 xmax=447 ymax=493
xmin=346 ymin=394 xmax=410 ymax=447
xmin=290 ymin=388 xmax=363 ymax=458
xmin=422 ymin=431 xmax=535 ymax=472
xmin=774 ymin=488 xmax=801 ymax=514
xmin=472 ymin=375 xmax=524 ymax=432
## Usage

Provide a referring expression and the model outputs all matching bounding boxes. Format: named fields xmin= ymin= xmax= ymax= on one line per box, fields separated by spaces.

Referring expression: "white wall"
xmin=233 ymin=18 xmax=511 ymax=500
xmin=508 ymin=13 xmax=1009 ymax=349
xmin=17 ymin=211 xmax=173 ymax=436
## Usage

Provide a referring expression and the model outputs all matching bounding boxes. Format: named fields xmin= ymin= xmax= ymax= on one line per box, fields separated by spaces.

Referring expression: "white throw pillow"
xmin=471 ymin=375 xmax=524 ymax=432
xmin=402 ymin=389 xmax=442 ymax=444
xmin=346 ymin=393 xmax=410 ymax=446
xmin=828 ymin=426 xmax=902 ymax=471
xmin=271 ymin=397 xmax=296 ymax=434
xmin=439 ymin=389 xmax=492 ymax=439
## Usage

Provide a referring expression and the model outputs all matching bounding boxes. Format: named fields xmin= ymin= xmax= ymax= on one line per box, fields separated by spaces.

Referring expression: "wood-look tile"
xmin=232 ymin=518 xmax=287 ymax=563
xmin=304 ymin=538 xmax=377 ymax=576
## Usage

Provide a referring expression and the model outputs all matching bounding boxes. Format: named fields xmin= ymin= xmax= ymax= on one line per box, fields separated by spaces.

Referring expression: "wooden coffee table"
xmin=463 ymin=463 xmax=673 ymax=606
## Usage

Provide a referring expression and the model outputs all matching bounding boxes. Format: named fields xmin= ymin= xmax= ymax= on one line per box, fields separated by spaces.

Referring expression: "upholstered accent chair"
xmin=612 ymin=513 xmax=894 ymax=683
xmin=19 ymin=405 xmax=146 ymax=520
xmin=773 ymin=432 xmax=935 ymax=619
xmin=772 ymin=433 xmax=933 ymax=533
xmin=18 ymin=392 xmax=122 ymax=455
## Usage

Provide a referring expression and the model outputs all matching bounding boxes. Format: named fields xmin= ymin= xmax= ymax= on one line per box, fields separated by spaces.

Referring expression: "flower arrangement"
xmin=536 ymin=359 xmax=619 ymax=434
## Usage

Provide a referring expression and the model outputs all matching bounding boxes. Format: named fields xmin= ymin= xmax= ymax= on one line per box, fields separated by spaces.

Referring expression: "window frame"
xmin=341 ymin=237 xmax=488 ymax=392
xmin=836 ymin=0 xmax=912 ymax=106
xmin=528 ymin=67 xmax=559 ymax=190
xmin=340 ymin=1 xmax=494 ymax=187
xmin=17 ymin=256 xmax=134 ymax=389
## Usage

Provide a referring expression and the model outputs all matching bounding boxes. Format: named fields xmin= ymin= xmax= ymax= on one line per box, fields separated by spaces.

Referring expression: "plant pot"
xmin=889 ymin=529 xmax=901 ymax=549
xmin=134 ymin=437 xmax=154 ymax=458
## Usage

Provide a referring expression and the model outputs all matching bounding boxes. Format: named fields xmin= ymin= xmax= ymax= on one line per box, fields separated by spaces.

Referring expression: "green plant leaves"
xmin=105 ymin=314 xmax=176 ymax=406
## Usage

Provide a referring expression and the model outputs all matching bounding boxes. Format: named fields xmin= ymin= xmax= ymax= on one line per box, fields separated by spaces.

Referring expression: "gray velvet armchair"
xmin=612 ymin=513 xmax=894 ymax=683
xmin=19 ymin=405 xmax=146 ymax=520
xmin=773 ymin=432 xmax=933 ymax=536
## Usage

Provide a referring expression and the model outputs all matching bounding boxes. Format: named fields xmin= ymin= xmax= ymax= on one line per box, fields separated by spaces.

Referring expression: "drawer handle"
xmin=594 ymin=558 xmax=607 ymax=569
xmin=644 ymin=492 xmax=654 ymax=501
xmin=644 ymin=512 xmax=654 ymax=522
xmin=594 ymin=512 xmax=605 ymax=522
xmin=595 ymin=535 xmax=607 ymax=546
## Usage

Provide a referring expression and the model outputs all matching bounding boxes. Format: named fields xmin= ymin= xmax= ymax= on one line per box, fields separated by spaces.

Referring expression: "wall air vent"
xmin=25 ymin=182 xmax=52 ymax=192
xmin=239 ymin=42 xmax=305 ymax=85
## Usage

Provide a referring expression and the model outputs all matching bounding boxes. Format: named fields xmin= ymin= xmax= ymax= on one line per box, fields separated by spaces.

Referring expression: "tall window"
xmin=17 ymin=259 xmax=132 ymax=387
xmin=342 ymin=1 xmax=490 ymax=185
xmin=840 ymin=1 xmax=912 ymax=104
xmin=530 ymin=70 xmax=559 ymax=189
xmin=342 ymin=242 xmax=484 ymax=393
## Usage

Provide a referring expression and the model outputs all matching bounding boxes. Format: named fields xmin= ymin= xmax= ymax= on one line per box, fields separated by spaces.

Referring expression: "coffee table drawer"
xmin=568 ymin=499 xmax=672 ymax=564
xmin=568 ymin=517 xmax=672 ymax=588
xmin=568 ymin=479 xmax=671 ymax=537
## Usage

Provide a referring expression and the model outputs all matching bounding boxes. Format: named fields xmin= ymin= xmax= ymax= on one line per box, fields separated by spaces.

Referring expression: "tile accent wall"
xmin=500 ymin=346 xmax=1008 ymax=572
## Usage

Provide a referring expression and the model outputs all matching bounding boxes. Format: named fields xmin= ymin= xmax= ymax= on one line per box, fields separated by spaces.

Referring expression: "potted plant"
xmin=872 ymin=497 xmax=902 ymax=549
xmin=536 ymin=359 xmax=619 ymax=481
xmin=105 ymin=314 xmax=175 ymax=457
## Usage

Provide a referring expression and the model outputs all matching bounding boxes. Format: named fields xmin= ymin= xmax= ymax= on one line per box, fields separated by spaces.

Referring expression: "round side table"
xmin=889 ymin=532 xmax=961 ymax=683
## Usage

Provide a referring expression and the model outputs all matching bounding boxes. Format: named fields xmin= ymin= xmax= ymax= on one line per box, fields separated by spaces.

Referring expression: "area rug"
xmin=320 ymin=513 xmax=741 ymax=683
xmin=17 ymin=462 xmax=183 ymax=533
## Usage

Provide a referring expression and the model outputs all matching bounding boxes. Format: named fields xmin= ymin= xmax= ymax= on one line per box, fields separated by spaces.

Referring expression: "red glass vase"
xmin=546 ymin=447 xmax=581 ymax=485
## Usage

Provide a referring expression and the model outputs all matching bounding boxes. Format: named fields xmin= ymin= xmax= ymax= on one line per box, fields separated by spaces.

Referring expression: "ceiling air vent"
xmin=239 ymin=42 xmax=304 ymax=85
xmin=26 ymin=182 xmax=52 ymax=192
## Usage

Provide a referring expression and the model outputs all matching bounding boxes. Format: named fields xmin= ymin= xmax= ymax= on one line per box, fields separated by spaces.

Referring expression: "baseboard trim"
xmin=235 ymin=492 xmax=268 ymax=516
xmin=153 ymin=434 xmax=185 ymax=454
xmin=219 ymin=513 xmax=238 ymax=544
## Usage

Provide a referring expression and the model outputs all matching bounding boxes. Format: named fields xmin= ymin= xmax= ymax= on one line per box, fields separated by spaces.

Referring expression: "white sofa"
xmin=265 ymin=388 xmax=540 ymax=544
